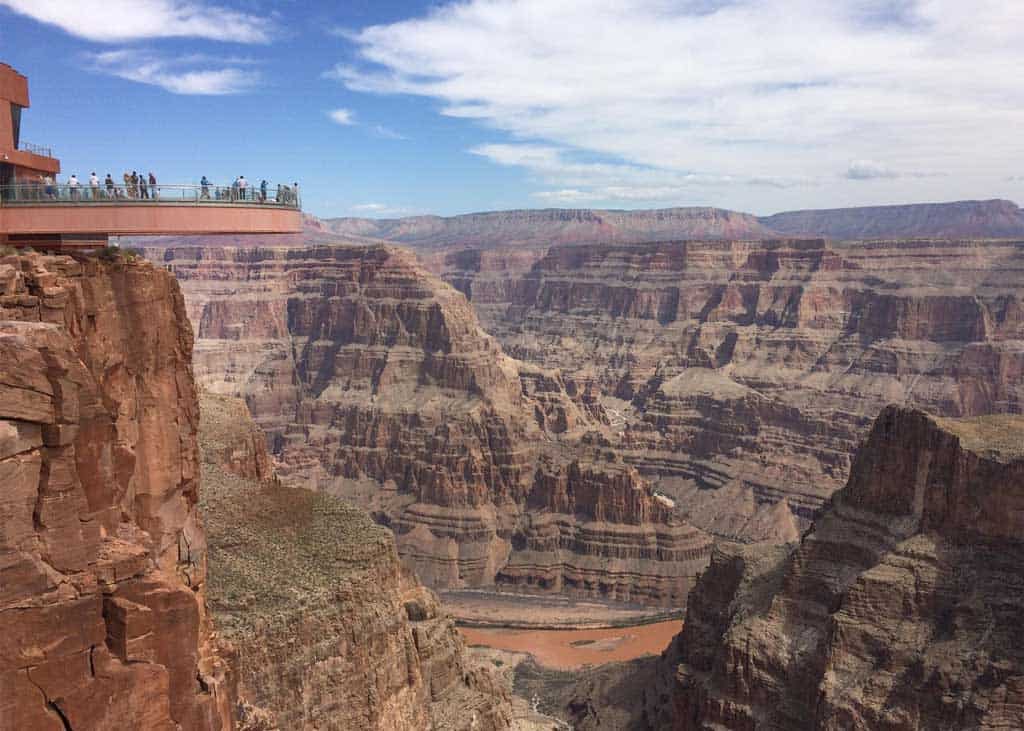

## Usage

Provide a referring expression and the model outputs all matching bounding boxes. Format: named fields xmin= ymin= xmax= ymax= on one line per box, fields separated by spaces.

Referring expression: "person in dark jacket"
xmin=139 ymin=171 xmax=149 ymax=199
xmin=105 ymin=174 xmax=115 ymax=198
xmin=200 ymin=175 xmax=210 ymax=199
xmin=148 ymin=172 xmax=158 ymax=199
xmin=260 ymin=179 xmax=268 ymax=202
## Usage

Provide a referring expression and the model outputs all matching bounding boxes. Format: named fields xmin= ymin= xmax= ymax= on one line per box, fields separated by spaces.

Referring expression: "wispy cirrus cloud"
xmin=472 ymin=143 xmax=814 ymax=205
xmin=333 ymin=0 xmax=1024 ymax=210
xmin=0 ymin=0 xmax=273 ymax=43
xmin=89 ymin=50 xmax=259 ymax=94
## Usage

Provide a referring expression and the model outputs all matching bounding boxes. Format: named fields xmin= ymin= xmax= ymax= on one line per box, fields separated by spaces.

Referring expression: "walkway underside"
xmin=0 ymin=203 xmax=302 ymax=239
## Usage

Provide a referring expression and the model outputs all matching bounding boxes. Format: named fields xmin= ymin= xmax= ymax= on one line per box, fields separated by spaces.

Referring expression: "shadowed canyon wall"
xmin=645 ymin=407 xmax=1024 ymax=730
xmin=151 ymin=245 xmax=711 ymax=607
xmin=0 ymin=251 xmax=232 ymax=729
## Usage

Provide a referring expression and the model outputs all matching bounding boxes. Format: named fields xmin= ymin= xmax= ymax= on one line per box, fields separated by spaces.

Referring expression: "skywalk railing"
xmin=20 ymin=142 xmax=54 ymax=158
xmin=0 ymin=182 xmax=301 ymax=209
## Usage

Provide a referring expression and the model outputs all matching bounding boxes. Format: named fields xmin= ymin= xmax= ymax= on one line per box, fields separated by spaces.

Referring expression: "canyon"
xmin=427 ymin=237 xmax=1024 ymax=533
xmin=4 ymin=196 xmax=1024 ymax=728
xmin=150 ymin=244 xmax=713 ymax=607
xmin=144 ymin=205 xmax=1024 ymax=608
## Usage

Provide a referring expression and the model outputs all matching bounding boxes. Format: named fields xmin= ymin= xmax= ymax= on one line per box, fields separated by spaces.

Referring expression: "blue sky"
xmin=1 ymin=1 xmax=1022 ymax=219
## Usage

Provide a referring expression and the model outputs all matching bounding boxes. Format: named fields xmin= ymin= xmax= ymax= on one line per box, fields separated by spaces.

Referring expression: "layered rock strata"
xmin=430 ymin=238 xmax=1024 ymax=535
xmin=151 ymin=245 xmax=710 ymax=606
xmin=0 ymin=251 xmax=231 ymax=729
xmin=199 ymin=392 xmax=513 ymax=730
xmin=321 ymin=199 xmax=1024 ymax=248
xmin=646 ymin=407 xmax=1024 ymax=730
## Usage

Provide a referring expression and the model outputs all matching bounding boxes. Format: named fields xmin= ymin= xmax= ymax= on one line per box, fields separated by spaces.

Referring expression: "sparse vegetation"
xmin=96 ymin=245 xmax=143 ymax=263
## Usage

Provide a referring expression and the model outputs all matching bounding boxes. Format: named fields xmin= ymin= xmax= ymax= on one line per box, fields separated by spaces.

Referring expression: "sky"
xmin=1 ymin=0 xmax=1022 ymax=219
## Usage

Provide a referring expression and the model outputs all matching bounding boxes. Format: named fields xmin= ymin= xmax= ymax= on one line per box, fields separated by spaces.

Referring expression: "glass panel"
xmin=10 ymin=105 xmax=21 ymax=149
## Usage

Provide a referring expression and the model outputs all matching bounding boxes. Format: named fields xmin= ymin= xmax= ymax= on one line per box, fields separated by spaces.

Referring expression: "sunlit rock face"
xmin=152 ymin=245 xmax=710 ymax=607
xmin=645 ymin=407 xmax=1024 ymax=730
xmin=0 ymin=251 xmax=232 ymax=730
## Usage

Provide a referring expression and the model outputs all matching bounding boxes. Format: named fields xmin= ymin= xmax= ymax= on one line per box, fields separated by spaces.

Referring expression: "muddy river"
xmin=459 ymin=619 xmax=682 ymax=670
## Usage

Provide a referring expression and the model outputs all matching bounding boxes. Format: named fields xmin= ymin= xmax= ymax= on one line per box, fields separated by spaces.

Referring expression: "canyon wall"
xmin=151 ymin=245 xmax=711 ymax=606
xmin=321 ymin=207 xmax=775 ymax=249
xmin=645 ymin=406 xmax=1024 ymax=730
xmin=321 ymin=199 xmax=1024 ymax=249
xmin=0 ymin=251 xmax=232 ymax=729
xmin=199 ymin=392 xmax=513 ymax=730
xmin=429 ymin=238 xmax=1024 ymax=534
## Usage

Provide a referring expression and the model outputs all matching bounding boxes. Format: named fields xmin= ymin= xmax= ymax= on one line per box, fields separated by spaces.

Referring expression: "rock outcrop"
xmin=198 ymin=392 xmax=513 ymax=730
xmin=646 ymin=406 xmax=1024 ymax=730
xmin=429 ymin=238 xmax=1024 ymax=535
xmin=150 ymin=245 xmax=710 ymax=606
xmin=0 ymin=251 xmax=232 ymax=729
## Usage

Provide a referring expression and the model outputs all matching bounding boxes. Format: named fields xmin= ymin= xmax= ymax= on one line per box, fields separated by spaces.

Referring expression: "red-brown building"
xmin=0 ymin=63 xmax=301 ymax=248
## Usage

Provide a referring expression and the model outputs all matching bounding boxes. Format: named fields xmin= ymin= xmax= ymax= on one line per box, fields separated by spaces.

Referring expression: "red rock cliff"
xmin=0 ymin=251 xmax=231 ymax=729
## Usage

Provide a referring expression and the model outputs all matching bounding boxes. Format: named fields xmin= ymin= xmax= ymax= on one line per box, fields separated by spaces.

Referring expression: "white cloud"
xmin=328 ymin=108 xmax=356 ymax=125
xmin=335 ymin=0 xmax=1024 ymax=210
xmin=372 ymin=124 xmax=408 ymax=140
xmin=0 ymin=0 xmax=272 ymax=43
xmin=845 ymin=159 xmax=899 ymax=180
xmin=90 ymin=50 xmax=258 ymax=94
xmin=349 ymin=202 xmax=418 ymax=217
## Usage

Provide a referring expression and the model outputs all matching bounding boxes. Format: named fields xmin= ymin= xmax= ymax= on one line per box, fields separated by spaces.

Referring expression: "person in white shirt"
xmin=237 ymin=175 xmax=248 ymax=201
xmin=68 ymin=174 xmax=80 ymax=200
xmin=89 ymin=172 xmax=100 ymax=199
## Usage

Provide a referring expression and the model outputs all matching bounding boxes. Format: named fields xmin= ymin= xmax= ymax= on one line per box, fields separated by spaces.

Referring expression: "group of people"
xmin=6 ymin=172 xmax=298 ymax=206
xmin=19 ymin=171 xmax=159 ymax=200
xmin=199 ymin=175 xmax=299 ymax=206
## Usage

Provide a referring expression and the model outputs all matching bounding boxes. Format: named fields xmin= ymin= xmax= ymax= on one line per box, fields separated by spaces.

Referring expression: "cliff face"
xmin=0 ymin=252 xmax=231 ymax=729
xmin=430 ymin=238 xmax=1024 ymax=534
xmin=198 ymin=392 xmax=513 ymax=731
xmin=647 ymin=406 xmax=1024 ymax=730
xmin=153 ymin=245 xmax=710 ymax=606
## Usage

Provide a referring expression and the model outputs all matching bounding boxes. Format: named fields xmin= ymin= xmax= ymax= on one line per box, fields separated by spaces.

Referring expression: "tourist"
xmin=68 ymin=174 xmax=80 ymax=200
xmin=293 ymin=182 xmax=299 ymax=205
xmin=105 ymin=174 xmax=115 ymax=198
xmin=130 ymin=171 xmax=139 ymax=199
xmin=260 ymin=179 xmax=268 ymax=202
xmin=89 ymin=172 xmax=100 ymax=200
xmin=149 ymin=172 xmax=158 ymax=200
xmin=44 ymin=174 xmax=55 ymax=199
xmin=231 ymin=177 xmax=240 ymax=201
xmin=200 ymin=175 xmax=210 ymax=200
xmin=122 ymin=171 xmax=131 ymax=198
xmin=238 ymin=175 xmax=248 ymax=201
xmin=139 ymin=171 xmax=149 ymax=199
